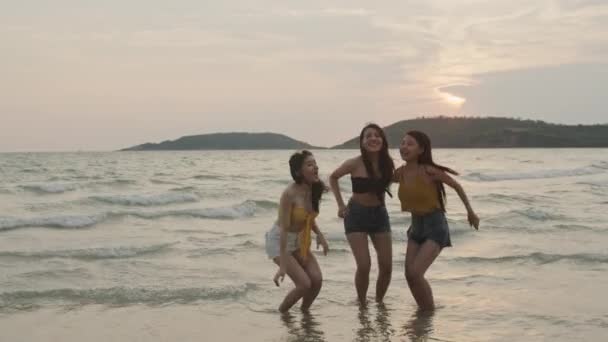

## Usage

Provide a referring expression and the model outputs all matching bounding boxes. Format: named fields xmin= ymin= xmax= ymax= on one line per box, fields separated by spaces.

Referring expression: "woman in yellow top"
xmin=395 ymin=131 xmax=479 ymax=311
xmin=265 ymin=150 xmax=329 ymax=313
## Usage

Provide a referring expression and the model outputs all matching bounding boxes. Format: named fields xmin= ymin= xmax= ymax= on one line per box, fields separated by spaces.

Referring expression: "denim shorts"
xmin=344 ymin=200 xmax=391 ymax=234
xmin=408 ymin=209 xmax=452 ymax=248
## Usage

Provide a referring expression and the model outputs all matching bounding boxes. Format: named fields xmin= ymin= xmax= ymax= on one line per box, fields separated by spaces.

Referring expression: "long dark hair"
xmin=359 ymin=123 xmax=395 ymax=202
xmin=406 ymin=130 xmax=458 ymax=212
xmin=289 ymin=150 xmax=324 ymax=212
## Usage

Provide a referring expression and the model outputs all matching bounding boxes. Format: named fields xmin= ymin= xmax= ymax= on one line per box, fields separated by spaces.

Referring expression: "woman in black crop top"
xmin=329 ymin=123 xmax=395 ymax=305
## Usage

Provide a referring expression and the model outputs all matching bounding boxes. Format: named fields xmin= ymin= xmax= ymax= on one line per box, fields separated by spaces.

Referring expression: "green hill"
xmin=122 ymin=132 xmax=321 ymax=151
xmin=332 ymin=117 xmax=608 ymax=148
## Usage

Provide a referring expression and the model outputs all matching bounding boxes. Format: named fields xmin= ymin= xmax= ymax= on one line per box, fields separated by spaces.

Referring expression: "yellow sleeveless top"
xmin=291 ymin=206 xmax=318 ymax=259
xmin=398 ymin=173 xmax=441 ymax=214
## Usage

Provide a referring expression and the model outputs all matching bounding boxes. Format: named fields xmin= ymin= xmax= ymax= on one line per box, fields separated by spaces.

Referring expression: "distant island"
xmin=121 ymin=132 xmax=320 ymax=151
xmin=122 ymin=117 xmax=608 ymax=150
xmin=333 ymin=117 xmax=608 ymax=148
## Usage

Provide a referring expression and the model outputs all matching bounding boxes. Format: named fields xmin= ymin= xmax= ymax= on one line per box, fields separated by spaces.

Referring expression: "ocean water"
xmin=0 ymin=149 xmax=607 ymax=341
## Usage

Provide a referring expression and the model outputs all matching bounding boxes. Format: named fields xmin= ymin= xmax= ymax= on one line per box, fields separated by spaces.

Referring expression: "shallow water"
xmin=1 ymin=149 xmax=607 ymax=341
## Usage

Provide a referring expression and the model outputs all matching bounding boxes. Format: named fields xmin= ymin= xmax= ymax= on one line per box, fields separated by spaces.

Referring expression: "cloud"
xmin=443 ymin=63 xmax=608 ymax=123
xmin=1 ymin=1 xmax=608 ymax=151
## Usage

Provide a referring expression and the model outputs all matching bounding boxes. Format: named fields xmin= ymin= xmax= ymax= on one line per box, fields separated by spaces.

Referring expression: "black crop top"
xmin=351 ymin=177 xmax=384 ymax=194
xmin=351 ymin=177 xmax=392 ymax=203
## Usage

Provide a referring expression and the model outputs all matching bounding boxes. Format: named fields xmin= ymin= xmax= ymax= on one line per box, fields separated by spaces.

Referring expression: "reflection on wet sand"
xmin=355 ymin=302 xmax=396 ymax=341
xmin=376 ymin=303 xmax=396 ymax=340
xmin=281 ymin=311 xmax=326 ymax=342
xmin=402 ymin=309 xmax=436 ymax=341
xmin=278 ymin=304 xmax=437 ymax=341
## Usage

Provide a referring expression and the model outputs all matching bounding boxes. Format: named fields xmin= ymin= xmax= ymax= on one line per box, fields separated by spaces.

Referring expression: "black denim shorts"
xmin=408 ymin=209 xmax=452 ymax=248
xmin=344 ymin=200 xmax=391 ymax=234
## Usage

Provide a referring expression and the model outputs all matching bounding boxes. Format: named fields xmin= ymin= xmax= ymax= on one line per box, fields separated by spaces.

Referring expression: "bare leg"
xmin=405 ymin=240 xmax=441 ymax=311
xmin=300 ymin=253 xmax=322 ymax=311
xmin=370 ymin=232 xmax=392 ymax=302
xmin=347 ymin=232 xmax=371 ymax=305
xmin=273 ymin=253 xmax=312 ymax=312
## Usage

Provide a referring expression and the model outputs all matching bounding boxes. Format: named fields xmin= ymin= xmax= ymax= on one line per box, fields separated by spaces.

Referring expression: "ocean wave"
xmin=192 ymin=174 xmax=223 ymax=180
xmin=0 ymin=200 xmax=268 ymax=231
xmin=451 ymin=252 xmax=608 ymax=265
xmin=464 ymin=164 xmax=606 ymax=182
xmin=188 ymin=240 xmax=263 ymax=258
xmin=91 ymin=192 xmax=199 ymax=206
xmin=577 ymin=180 xmax=608 ymax=188
xmin=229 ymin=233 xmax=249 ymax=238
xmin=553 ymin=224 xmax=596 ymax=231
xmin=487 ymin=208 xmax=566 ymax=223
xmin=592 ymin=161 xmax=608 ymax=169
xmin=474 ymin=193 xmax=538 ymax=205
xmin=118 ymin=200 xmax=259 ymax=220
xmin=0 ymin=242 xmax=176 ymax=260
xmin=511 ymin=208 xmax=565 ymax=221
xmin=19 ymin=268 xmax=90 ymax=279
xmin=176 ymin=229 xmax=226 ymax=235
xmin=93 ymin=179 xmax=137 ymax=187
xmin=189 ymin=239 xmax=281 ymax=257
xmin=48 ymin=176 xmax=66 ymax=181
xmin=0 ymin=214 xmax=104 ymax=231
xmin=149 ymin=179 xmax=182 ymax=185
xmin=20 ymin=183 xmax=77 ymax=194
xmin=248 ymin=199 xmax=278 ymax=210
xmin=21 ymin=168 xmax=47 ymax=173
xmin=432 ymin=274 xmax=515 ymax=285
xmin=237 ymin=240 xmax=260 ymax=248
xmin=188 ymin=247 xmax=234 ymax=257
xmin=170 ymin=186 xmax=197 ymax=192
xmin=0 ymin=283 xmax=258 ymax=309
xmin=258 ymin=179 xmax=291 ymax=186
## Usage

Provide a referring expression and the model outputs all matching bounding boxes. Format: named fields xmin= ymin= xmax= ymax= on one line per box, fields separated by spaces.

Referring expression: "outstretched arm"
xmin=329 ymin=158 xmax=356 ymax=218
xmin=426 ymin=166 xmax=480 ymax=230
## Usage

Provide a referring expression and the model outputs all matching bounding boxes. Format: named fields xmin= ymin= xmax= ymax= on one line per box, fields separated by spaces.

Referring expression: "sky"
xmin=1 ymin=0 xmax=607 ymax=151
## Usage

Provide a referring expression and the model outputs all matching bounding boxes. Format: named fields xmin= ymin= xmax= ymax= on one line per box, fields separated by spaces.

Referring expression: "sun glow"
xmin=442 ymin=92 xmax=466 ymax=107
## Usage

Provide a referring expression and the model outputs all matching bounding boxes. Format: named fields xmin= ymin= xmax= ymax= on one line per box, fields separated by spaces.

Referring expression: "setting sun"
xmin=442 ymin=92 xmax=466 ymax=107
